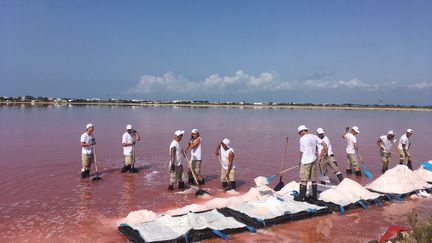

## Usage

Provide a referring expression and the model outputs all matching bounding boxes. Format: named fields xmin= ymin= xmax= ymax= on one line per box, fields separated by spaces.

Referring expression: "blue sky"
xmin=1 ymin=0 xmax=431 ymax=105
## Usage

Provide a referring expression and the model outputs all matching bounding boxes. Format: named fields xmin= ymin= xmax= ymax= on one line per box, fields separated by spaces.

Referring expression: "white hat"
xmin=352 ymin=126 xmax=360 ymax=133
xmin=387 ymin=130 xmax=395 ymax=135
xmin=191 ymin=128 xmax=199 ymax=133
xmin=86 ymin=123 xmax=94 ymax=130
xmin=297 ymin=125 xmax=308 ymax=132
xmin=222 ymin=138 xmax=230 ymax=146
xmin=126 ymin=124 xmax=132 ymax=130
xmin=316 ymin=128 xmax=325 ymax=134
xmin=174 ymin=130 xmax=185 ymax=136
xmin=407 ymin=129 xmax=413 ymax=133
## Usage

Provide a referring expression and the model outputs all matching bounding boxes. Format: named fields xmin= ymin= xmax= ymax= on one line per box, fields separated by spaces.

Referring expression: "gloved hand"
xmin=345 ymin=127 xmax=350 ymax=132
xmin=132 ymin=129 xmax=137 ymax=133
xmin=132 ymin=140 xmax=136 ymax=145
xmin=90 ymin=138 xmax=96 ymax=145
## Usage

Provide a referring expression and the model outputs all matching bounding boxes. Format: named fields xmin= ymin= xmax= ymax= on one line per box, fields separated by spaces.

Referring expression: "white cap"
xmin=387 ymin=130 xmax=395 ymax=135
xmin=297 ymin=125 xmax=308 ymax=132
xmin=316 ymin=128 xmax=325 ymax=134
xmin=126 ymin=124 xmax=132 ymax=130
xmin=352 ymin=126 xmax=360 ymax=134
xmin=174 ymin=130 xmax=185 ymax=136
xmin=191 ymin=128 xmax=199 ymax=134
xmin=222 ymin=138 xmax=230 ymax=146
xmin=407 ymin=129 xmax=413 ymax=133
xmin=86 ymin=123 xmax=94 ymax=130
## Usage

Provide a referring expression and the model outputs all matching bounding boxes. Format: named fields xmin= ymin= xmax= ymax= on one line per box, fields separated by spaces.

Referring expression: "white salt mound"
xmin=366 ymin=165 xmax=430 ymax=194
xmin=415 ymin=166 xmax=432 ymax=182
xmin=123 ymin=209 xmax=159 ymax=224
xmin=254 ymin=176 xmax=269 ymax=186
xmin=319 ymin=178 xmax=380 ymax=206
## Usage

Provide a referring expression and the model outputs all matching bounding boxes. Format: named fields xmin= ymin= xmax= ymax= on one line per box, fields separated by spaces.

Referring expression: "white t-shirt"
xmin=318 ymin=136 xmax=333 ymax=156
xmin=380 ymin=135 xmax=396 ymax=153
xmin=344 ymin=133 xmax=357 ymax=154
xmin=299 ymin=134 xmax=322 ymax=164
xmin=80 ymin=132 xmax=94 ymax=154
xmin=122 ymin=132 xmax=137 ymax=156
xmin=190 ymin=137 xmax=202 ymax=160
xmin=169 ymin=140 xmax=182 ymax=166
xmin=398 ymin=134 xmax=410 ymax=151
xmin=220 ymin=146 xmax=235 ymax=169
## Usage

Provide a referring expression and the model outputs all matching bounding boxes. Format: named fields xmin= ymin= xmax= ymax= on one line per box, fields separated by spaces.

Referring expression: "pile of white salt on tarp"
xmin=415 ymin=161 xmax=432 ymax=182
xmin=366 ymin=165 xmax=431 ymax=194
xmin=165 ymin=185 xmax=276 ymax=216
xmin=319 ymin=178 xmax=381 ymax=206
xmin=122 ymin=209 xmax=159 ymax=225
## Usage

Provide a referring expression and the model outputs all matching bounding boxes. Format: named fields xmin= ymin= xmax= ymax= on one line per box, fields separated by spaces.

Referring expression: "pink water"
xmin=1 ymin=104 xmax=431 ymax=242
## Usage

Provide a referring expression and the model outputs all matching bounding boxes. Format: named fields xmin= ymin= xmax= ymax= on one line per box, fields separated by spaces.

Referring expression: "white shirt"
xmin=220 ymin=146 xmax=235 ymax=169
xmin=169 ymin=140 xmax=182 ymax=166
xmin=398 ymin=134 xmax=410 ymax=151
xmin=299 ymin=134 xmax=322 ymax=164
xmin=380 ymin=135 xmax=396 ymax=153
xmin=80 ymin=132 xmax=94 ymax=154
xmin=318 ymin=136 xmax=333 ymax=156
xmin=190 ymin=137 xmax=202 ymax=160
xmin=344 ymin=133 xmax=357 ymax=154
xmin=122 ymin=132 xmax=137 ymax=156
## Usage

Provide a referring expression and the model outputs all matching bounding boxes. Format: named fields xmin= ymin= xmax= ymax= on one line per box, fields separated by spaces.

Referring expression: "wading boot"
xmin=222 ymin=182 xmax=228 ymax=189
xmin=346 ymin=168 xmax=352 ymax=174
xmin=198 ymin=178 xmax=205 ymax=185
xmin=355 ymin=170 xmax=362 ymax=176
xmin=230 ymin=181 xmax=237 ymax=190
xmin=312 ymin=184 xmax=318 ymax=201
xmin=168 ymin=184 xmax=174 ymax=190
xmin=121 ymin=165 xmax=130 ymax=173
xmin=294 ymin=184 xmax=307 ymax=202
xmin=178 ymin=181 xmax=185 ymax=189
xmin=85 ymin=169 xmax=90 ymax=178
xmin=81 ymin=170 xmax=86 ymax=179
xmin=188 ymin=177 xmax=195 ymax=185
xmin=336 ymin=173 xmax=344 ymax=182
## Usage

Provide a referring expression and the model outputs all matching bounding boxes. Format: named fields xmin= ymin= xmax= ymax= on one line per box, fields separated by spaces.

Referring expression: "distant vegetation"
xmin=1 ymin=95 xmax=431 ymax=110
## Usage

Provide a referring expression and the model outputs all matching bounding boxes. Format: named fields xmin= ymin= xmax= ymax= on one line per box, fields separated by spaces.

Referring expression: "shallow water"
xmin=0 ymin=104 xmax=431 ymax=242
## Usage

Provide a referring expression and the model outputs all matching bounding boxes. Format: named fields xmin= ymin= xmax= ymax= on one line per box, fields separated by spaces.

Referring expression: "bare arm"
xmin=319 ymin=142 xmax=328 ymax=159
xmin=133 ymin=131 xmax=141 ymax=141
xmin=214 ymin=142 xmax=222 ymax=156
xmin=80 ymin=141 xmax=91 ymax=147
xmin=376 ymin=138 xmax=383 ymax=150
xmin=225 ymin=151 xmax=235 ymax=176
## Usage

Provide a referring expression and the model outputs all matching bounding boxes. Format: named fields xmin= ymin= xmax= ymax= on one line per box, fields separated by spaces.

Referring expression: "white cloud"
xmin=128 ymin=72 xmax=199 ymax=94
xmin=127 ymin=70 xmax=430 ymax=95
xmin=409 ymin=82 xmax=432 ymax=89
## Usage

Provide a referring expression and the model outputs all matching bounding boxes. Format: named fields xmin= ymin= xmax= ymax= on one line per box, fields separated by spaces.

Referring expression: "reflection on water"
xmin=0 ymin=106 xmax=431 ymax=242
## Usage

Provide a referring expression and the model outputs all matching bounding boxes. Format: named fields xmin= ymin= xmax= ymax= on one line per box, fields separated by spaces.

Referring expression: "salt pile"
xmin=366 ymin=165 xmax=430 ymax=194
xmin=415 ymin=161 xmax=432 ymax=182
xmin=319 ymin=178 xmax=381 ymax=206
xmin=122 ymin=209 xmax=159 ymax=225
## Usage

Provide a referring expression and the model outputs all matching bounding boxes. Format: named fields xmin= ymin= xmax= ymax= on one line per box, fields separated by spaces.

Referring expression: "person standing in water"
xmin=80 ymin=123 xmax=95 ymax=179
xmin=295 ymin=125 xmax=327 ymax=202
xmin=316 ymin=128 xmax=344 ymax=182
xmin=342 ymin=126 xmax=362 ymax=176
xmin=121 ymin=124 xmax=141 ymax=173
xmin=377 ymin=130 xmax=400 ymax=173
xmin=398 ymin=129 xmax=413 ymax=170
xmin=168 ymin=130 xmax=186 ymax=190
xmin=184 ymin=129 xmax=205 ymax=185
xmin=215 ymin=138 xmax=236 ymax=190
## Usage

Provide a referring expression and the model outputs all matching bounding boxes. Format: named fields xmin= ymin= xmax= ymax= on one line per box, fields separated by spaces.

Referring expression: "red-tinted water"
xmin=1 ymin=105 xmax=431 ymax=242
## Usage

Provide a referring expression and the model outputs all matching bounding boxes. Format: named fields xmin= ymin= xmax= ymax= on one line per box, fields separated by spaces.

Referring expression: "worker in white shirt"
xmin=184 ymin=129 xmax=205 ymax=185
xmin=215 ymin=138 xmax=236 ymax=190
xmin=168 ymin=130 xmax=186 ymax=190
xmin=316 ymin=128 xmax=344 ymax=182
xmin=377 ymin=130 xmax=400 ymax=173
xmin=295 ymin=125 xmax=327 ymax=202
xmin=342 ymin=126 xmax=362 ymax=176
xmin=121 ymin=124 xmax=141 ymax=173
xmin=80 ymin=123 xmax=95 ymax=179
xmin=398 ymin=129 xmax=413 ymax=170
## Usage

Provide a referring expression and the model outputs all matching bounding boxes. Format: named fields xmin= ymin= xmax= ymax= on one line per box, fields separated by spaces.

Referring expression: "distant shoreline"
xmin=1 ymin=101 xmax=431 ymax=112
